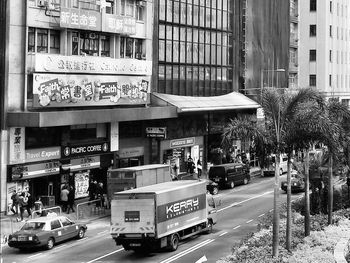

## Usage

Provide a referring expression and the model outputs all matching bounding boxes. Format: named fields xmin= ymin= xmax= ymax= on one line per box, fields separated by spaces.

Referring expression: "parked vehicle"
xmin=110 ymin=180 xmax=218 ymax=252
xmin=107 ymin=164 xmax=173 ymax=201
xmin=281 ymin=170 xmax=305 ymax=193
xmin=262 ymin=154 xmax=288 ymax=177
xmin=203 ymin=179 xmax=219 ymax=195
xmin=208 ymin=163 xmax=250 ymax=189
xmin=8 ymin=215 xmax=87 ymax=250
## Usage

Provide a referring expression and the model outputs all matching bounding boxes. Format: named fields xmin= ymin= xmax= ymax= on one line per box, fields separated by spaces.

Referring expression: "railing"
xmin=31 ymin=206 xmax=62 ymax=219
xmin=76 ymin=198 xmax=107 ymax=221
xmin=0 ymin=217 xmax=14 ymax=245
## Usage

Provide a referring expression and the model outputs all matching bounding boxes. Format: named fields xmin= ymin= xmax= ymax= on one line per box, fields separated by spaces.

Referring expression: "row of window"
xmin=309 ymin=24 xmax=350 ymax=41
xmin=310 ymin=0 xmax=349 ymax=17
xmin=309 ymin=49 xmax=350 ymax=64
xmin=309 ymin=74 xmax=350 ymax=89
xmin=28 ymin=27 xmax=146 ymax=60
xmin=159 ymin=0 xmax=232 ymax=30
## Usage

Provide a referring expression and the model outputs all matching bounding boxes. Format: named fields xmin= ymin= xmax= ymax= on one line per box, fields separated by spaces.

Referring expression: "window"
xmin=60 ymin=217 xmax=72 ymax=227
xmin=309 ymin=49 xmax=316 ymax=61
xmin=330 ymin=1 xmax=333 ymax=13
xmin=100 ymin=34 xmax=110 ymax=57
xmin=121 ymin=37 xmax=145 ymax=60
xmin=330 ymin=25 xmax=332 ymax=37
xmin=50 ymin=220 xmax=61 ymax=230
xmin=28 ymin=28 xmax=35 ymax=52
xmin=310 ymin=25 xmax=316 ymax=36
xmin=309 ymin=75 xmax=316 ymax=86
xmin=330 ymin=50 xmax=332 ymax=62
xmin=136 ymin=2 xmax=145 ymax=21
xmin=37 ymin=29 xmax=48 ymax=53
xmin=135 ymin=39 xmax=145 ymax=59
xmin=310 ymin=0 xmax=316 ymax=11
xmin=50 ymin=30 xmax=60 ymax=54
xmin=121 ymin=0 xmax=135 ymax=17
xmin=80 ymin=32 xmax=99 ymax=56
xmin=329 ymin=75 xmax=332 ymax=86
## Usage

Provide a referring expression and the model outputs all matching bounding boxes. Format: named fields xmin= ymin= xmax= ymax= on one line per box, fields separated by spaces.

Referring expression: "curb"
xmin=334 ymin=239 xmax=349 ymax=263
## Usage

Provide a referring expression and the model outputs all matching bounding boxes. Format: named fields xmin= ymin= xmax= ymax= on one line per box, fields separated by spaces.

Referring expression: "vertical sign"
xmin=110 ymin=122 xmax=119 ymax=152
xmin=9 ymin=127 xmax=25 ymax=164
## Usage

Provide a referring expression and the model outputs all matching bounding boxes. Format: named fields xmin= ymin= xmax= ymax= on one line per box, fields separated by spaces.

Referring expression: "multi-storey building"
xmin=299 ymin=0 xmax=350 ymax=104
xmin=0 ymin=0 xmax=290 ymax=214
xmin=290 ymin=0 xmax=299 ymax=89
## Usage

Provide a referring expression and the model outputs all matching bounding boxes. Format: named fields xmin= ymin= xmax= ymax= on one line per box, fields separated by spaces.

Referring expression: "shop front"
xmin=160 ymin=136 xmax=204 ymax=176
xmin=61 ymin=141 xmax=112 ymax=200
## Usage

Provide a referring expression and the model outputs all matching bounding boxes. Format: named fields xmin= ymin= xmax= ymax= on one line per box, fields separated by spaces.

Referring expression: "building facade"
xmin=289 ymin=0 xmax=299 ymax=89
xmin=299 ymin=0 xmax=350 ymax=104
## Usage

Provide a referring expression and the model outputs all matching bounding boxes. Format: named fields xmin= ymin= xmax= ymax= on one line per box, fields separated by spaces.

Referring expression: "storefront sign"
xmin=25 ymin=147 xmax=61 ymax=163
xmin=102 ymin=13 xmax=136 ymax=35
xmin=60 ymin=7 xmax=102 ymax=31
xmin=62 ymin=142 xmax=110 ymax=158
xmin=119 ymin=147 xmax=144 ymax=159
xmin=34 ymin=54 xmax=152 ymax=75
xmin=11 ymin=161 xmax=60 ymax=181
xmin=70 ymin=156 xmax=101 ymax=171
xmin=170 ymin=137 xmax=195 ymax=149
xmin=9 ymin=127 xmax=25 ymax=164
xmin=146 ymin=127 xmax=167 ymax=139
xmin=32 ymin=74 xmax=150 ymax=108
xmin=75 ymin=172 xmax=89 ymax=199
xmin=110 ymin=122 xmax=119 ymax=152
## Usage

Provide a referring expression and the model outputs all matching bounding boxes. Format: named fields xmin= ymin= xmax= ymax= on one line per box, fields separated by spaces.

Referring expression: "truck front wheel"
xmin=169 ymin=233 xmax=180 ymax=251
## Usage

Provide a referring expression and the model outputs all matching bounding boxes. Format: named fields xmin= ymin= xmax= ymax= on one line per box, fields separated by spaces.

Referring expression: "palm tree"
xmin=223 ymin=87 xmax=323 ymax=256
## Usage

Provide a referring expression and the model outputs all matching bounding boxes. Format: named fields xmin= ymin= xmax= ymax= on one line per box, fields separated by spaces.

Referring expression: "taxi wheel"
xmin=229 ymin=181 xmax=235 ymax=189
xmin=77 ymin=228 xmax=85 ymax=239
xmin=243 ymin=178 xmax=249 ymax=185
xmin=46 ymin=237 xmax=55 ymax=250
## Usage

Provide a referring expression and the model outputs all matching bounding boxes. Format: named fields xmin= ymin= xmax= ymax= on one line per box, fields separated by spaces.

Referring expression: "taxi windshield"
xmin=21 ymin=222 xmax=46 ymax=230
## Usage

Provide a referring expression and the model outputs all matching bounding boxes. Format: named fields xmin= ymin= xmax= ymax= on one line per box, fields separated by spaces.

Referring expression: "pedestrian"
xmin=197 ymin=159 xmax=202 ymax=178
xmin=88 ymin=180 xmax=97 ymax=201
xmin=17 ymin=191 xmax=31 ymax=221
xmin=67 ymin=186 xmax=75 ymax=214
xmin=10 ymin=190 xmax=19 ymax=215
xmin=60 ymin=186 xmax=69 ymax=212
xmin=95 ymin=182 xmax=104 ymax=208
xmin=34 ymin=196 xmax=44 ymax=217
xmin=187 ymin=155 xmax=194 ymax=174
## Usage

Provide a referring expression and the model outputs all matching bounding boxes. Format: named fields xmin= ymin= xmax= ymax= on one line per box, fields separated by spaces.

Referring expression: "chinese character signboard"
xmin=102 ymin=13 xmax=136 ymax=35
xmin=33 ymin=74 xmax=150 ymax=108
xmin=9 ymin=127 xmax=25 ymax=164
xmin=60 ymin=7 xmax=101 ymax=31
xmin=34 ymin=54 xmax=152 ymax=75
xmin=11 ymin=161 xmax=60 ymax=181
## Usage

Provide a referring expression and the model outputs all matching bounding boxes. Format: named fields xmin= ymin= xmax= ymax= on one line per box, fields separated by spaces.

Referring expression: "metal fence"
xmin=76 ymin=198 xmax=107 ymax=221
xmin=31 ymin=206 xmax=62 ymax=219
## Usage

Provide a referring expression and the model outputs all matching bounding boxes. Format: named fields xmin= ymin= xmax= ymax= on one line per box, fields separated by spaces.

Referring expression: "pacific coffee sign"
xmin=62 ymin=142 xmax=109 ymax=158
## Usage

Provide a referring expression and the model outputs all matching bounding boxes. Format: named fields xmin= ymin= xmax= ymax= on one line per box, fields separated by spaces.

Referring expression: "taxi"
xmin=8 ymin=215 xmax=87 ymax=250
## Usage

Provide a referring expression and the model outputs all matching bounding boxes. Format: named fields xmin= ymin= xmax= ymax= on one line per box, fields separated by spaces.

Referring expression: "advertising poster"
xmin=74 ymin=172 xmax=89 ymax=199
xmin=32 ymin=74 xmax=150 ymax=108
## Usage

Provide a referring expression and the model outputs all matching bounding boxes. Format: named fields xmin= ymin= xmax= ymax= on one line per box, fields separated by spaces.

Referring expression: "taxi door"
xmin=50 ymin=219 xmax=64 ymax=242
xmin=59 ymin=217 xmax=77 ymax=240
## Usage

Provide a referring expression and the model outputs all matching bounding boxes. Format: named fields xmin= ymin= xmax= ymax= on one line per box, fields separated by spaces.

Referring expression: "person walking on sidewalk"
xmin=60 ymin=186 xmax=69 ymax=212
xmin=34 ymin=196 xmax=44 ymax=217
xmin=197 ymin=159 xmax=202 ymax=178
xmin=67 ymin=186 xmax=75 ymax=214
xmin=10 ymin=190 xmax=19 ymax=215
xmin=17 ymin=191 xmax=31 ymax=221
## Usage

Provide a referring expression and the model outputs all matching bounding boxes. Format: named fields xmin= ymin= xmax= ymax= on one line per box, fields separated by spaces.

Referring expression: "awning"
xmin=152 ymin=92 xmax=260 ymax=113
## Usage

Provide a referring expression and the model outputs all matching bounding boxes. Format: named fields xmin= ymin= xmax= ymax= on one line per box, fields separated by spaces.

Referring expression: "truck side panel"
xmin=110 ymin=196 xmax=155 ymax=236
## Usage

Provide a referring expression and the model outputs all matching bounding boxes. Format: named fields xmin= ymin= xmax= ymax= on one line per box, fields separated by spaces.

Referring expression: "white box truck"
xmin=110 ymin=180 xmax=217 ymax=252
xmin=107 ymin=164 xmax=173 ymax=201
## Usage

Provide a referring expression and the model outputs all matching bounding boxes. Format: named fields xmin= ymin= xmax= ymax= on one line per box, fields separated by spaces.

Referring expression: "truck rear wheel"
xmin=169 ymin=233 xmax=180 ymax=251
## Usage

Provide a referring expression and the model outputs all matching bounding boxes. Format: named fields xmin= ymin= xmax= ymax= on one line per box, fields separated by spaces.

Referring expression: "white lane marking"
xmin=97 ymin=230 xmax=108 ymax=235
xmin=85 ymin=248 xmax=124 ymax=263
xmin=246 ymin=219 xmax=253 ymax=224
xmin=219 ymin=231 xmax=228 ymax=237
xmin=233 ymin=225 xmax=241 ymax=230
xmin=28 ymin=253 xmax=43 ymax=259
xmin=160 ymin=239 xmax=214 ymax=263
xmin=258 ymin=213 xmax=265 ymax=217
xmin=77 ymin=237 xmax=88 ymax=242
xmin=217 ymin=191 xmax=273 ymax=212
xmin=269 ymin=209 xmax=274 ymax=212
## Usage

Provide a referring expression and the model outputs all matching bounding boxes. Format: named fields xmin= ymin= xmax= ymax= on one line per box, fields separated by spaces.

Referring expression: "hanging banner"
xmin=102 ymin=13 xmax=136 ymax=35
xmin=32 ymin=74 xmax=150 ymax=108
xmin=70 ymin=156 xmax=101 ymax=171
xmin=60 ymin=7 xmax=102 ymax=31
xmin=110 ymin=122 xmax=119 ymax=152
xmin=34 ymin=54 xmax=152 ymax=75
xmin=74 ymin=172 xmax=89 ymax=199
xmin=9 ymin=127 xmax=25 ymax=164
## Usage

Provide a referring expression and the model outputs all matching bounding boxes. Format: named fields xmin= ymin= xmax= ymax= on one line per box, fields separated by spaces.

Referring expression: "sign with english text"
xmin=25 ymin=147 xmax=61 ymax=163
xmin=102 ymin=13 xmax=136 ymax=35
xmin=32 ymin=74 xmax=150 ymax=108
xmin=70 ymin=156 xmax=100 ymax=171
xmin=34 ymin=54 xmax=152 ymax=75
xmin=146 ymin=127 xmax=167 ymax=139
xmin=11 ymin=161 xmax=60 ymax=181
xmin=60 ymin=7 xmax=102 ymax=31
xmin=62 ymin=142 xmax=110 ymax=158
xmin=170 ymin=137 xmax=195 ymax=149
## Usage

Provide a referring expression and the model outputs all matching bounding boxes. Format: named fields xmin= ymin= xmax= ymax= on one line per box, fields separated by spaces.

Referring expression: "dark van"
xmin=209 ymin=163 xmax=250 ymax=189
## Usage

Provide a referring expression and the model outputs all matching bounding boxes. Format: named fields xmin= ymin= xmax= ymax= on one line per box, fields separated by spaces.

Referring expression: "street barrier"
xmin=76 ymin=198 xmax=106 ymax=221
xmin=0 ymin=217 xmax=14 ymax=245
xmin=31 ymin=206 xmax=62 ymax=219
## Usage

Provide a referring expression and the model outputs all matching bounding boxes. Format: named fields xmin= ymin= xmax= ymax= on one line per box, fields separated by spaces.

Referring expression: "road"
xmin=1 ymin=175 xmax=303 ymax=263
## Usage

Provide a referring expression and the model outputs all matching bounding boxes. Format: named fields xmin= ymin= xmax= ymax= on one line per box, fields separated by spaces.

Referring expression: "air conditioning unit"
xmin=37 ymin=0 xmax=47 ymax=7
